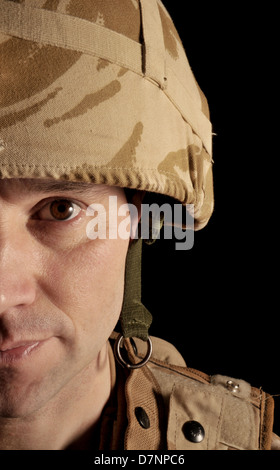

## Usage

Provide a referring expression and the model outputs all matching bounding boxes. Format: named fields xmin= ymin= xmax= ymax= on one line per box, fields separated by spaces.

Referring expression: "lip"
xmin=0 ymin=340 xmax=45 ymax=364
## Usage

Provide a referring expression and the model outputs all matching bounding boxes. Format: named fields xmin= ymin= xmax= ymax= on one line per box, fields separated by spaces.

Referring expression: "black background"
xmin=142 ymin=2 xmax=279 ymax=436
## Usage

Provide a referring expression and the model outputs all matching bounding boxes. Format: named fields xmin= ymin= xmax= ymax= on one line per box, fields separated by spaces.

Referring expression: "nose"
xmin=0 ymin=232 xmax=37 ymax=314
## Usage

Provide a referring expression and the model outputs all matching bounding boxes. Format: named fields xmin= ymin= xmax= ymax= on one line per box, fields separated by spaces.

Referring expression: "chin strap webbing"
xmin=120 ymin=238 xmax=152 ymax=341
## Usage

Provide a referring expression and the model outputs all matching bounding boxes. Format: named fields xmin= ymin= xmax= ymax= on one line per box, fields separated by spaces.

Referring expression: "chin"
xmin=0 ymin=368 xmax=59 ymax=419
xmin=0 ymin=387 xmax=45 ymax=419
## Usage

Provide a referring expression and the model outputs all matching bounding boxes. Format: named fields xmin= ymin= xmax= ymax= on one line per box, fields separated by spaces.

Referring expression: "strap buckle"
xmin=114 ymin=334 xmax=152 ymax=369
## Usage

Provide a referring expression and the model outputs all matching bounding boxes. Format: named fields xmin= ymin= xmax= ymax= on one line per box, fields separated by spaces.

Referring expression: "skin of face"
xmin=0 ymin=179 xmax=135 ymax=443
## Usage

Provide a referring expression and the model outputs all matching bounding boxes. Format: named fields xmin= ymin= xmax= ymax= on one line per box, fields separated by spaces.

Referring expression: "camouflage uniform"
xmin=0 ymin=0 xmax=278 ymax=449
xmin=98 ymin=334 xmax=277 ymax=450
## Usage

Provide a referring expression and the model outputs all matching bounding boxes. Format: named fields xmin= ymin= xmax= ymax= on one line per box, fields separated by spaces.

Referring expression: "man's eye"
xmin=36 ymin=200 xmax=82 ymax=221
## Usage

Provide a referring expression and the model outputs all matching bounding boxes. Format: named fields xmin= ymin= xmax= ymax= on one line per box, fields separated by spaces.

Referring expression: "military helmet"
xmin=0 ymin=0 xmax=214 ymax=345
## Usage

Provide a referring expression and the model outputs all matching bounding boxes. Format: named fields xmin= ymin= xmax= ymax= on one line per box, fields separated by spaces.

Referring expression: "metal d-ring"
xmin=115 ymin=335 xmax=153 ymax=369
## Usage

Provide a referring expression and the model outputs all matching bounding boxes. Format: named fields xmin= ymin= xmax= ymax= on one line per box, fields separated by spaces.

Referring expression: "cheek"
xmin=41 ymin=237 xmax=129 ymax=345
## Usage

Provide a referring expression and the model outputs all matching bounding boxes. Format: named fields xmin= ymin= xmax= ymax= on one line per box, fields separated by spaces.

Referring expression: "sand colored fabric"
xmin=102 ymin=334 xmax=276 ymax=450
xmin=0 ymin=0 xmax=213 ymax=229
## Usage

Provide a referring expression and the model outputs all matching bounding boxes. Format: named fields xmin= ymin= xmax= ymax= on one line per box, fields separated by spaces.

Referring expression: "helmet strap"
xmin=119 ymin=238 xmax=152 ymax=341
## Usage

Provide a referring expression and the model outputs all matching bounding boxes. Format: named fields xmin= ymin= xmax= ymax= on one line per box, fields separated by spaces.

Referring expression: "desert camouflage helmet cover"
xmin=0 ymin=0 xmax=214 ymax=231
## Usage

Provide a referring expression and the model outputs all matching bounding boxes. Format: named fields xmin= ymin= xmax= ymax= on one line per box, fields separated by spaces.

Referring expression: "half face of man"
xmin=0 ymin=179 xmax=130 ymax=418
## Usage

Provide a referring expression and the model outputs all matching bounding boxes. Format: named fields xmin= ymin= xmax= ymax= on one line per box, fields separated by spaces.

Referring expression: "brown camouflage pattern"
xmin=0 ymin=0 xmax=214 ymax=229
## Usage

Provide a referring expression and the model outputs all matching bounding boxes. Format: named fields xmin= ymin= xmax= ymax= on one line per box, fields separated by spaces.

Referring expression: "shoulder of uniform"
xmin=110 ymin=333 xmax=276 ymax=450
xmin=138 ymin=335 xmax=188 ymax=367
xmin=134 ymin=334 xmax=210 ymax=383
xmin=133 ymin=335 xmax=275 ymax=450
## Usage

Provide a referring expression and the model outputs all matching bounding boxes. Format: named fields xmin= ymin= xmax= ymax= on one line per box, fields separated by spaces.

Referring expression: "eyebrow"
xmin=21 ymin=179 xmax=106 ymax=195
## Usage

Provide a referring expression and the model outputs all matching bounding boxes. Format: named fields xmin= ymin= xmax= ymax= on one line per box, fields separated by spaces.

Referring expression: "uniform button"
xmin=226 ymin=380 xmax=240 ymax=393
xmin=182 ymin=421 xmax=205 ymax=443
xmin=135 ymin=407 xmax=150 ymax=429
